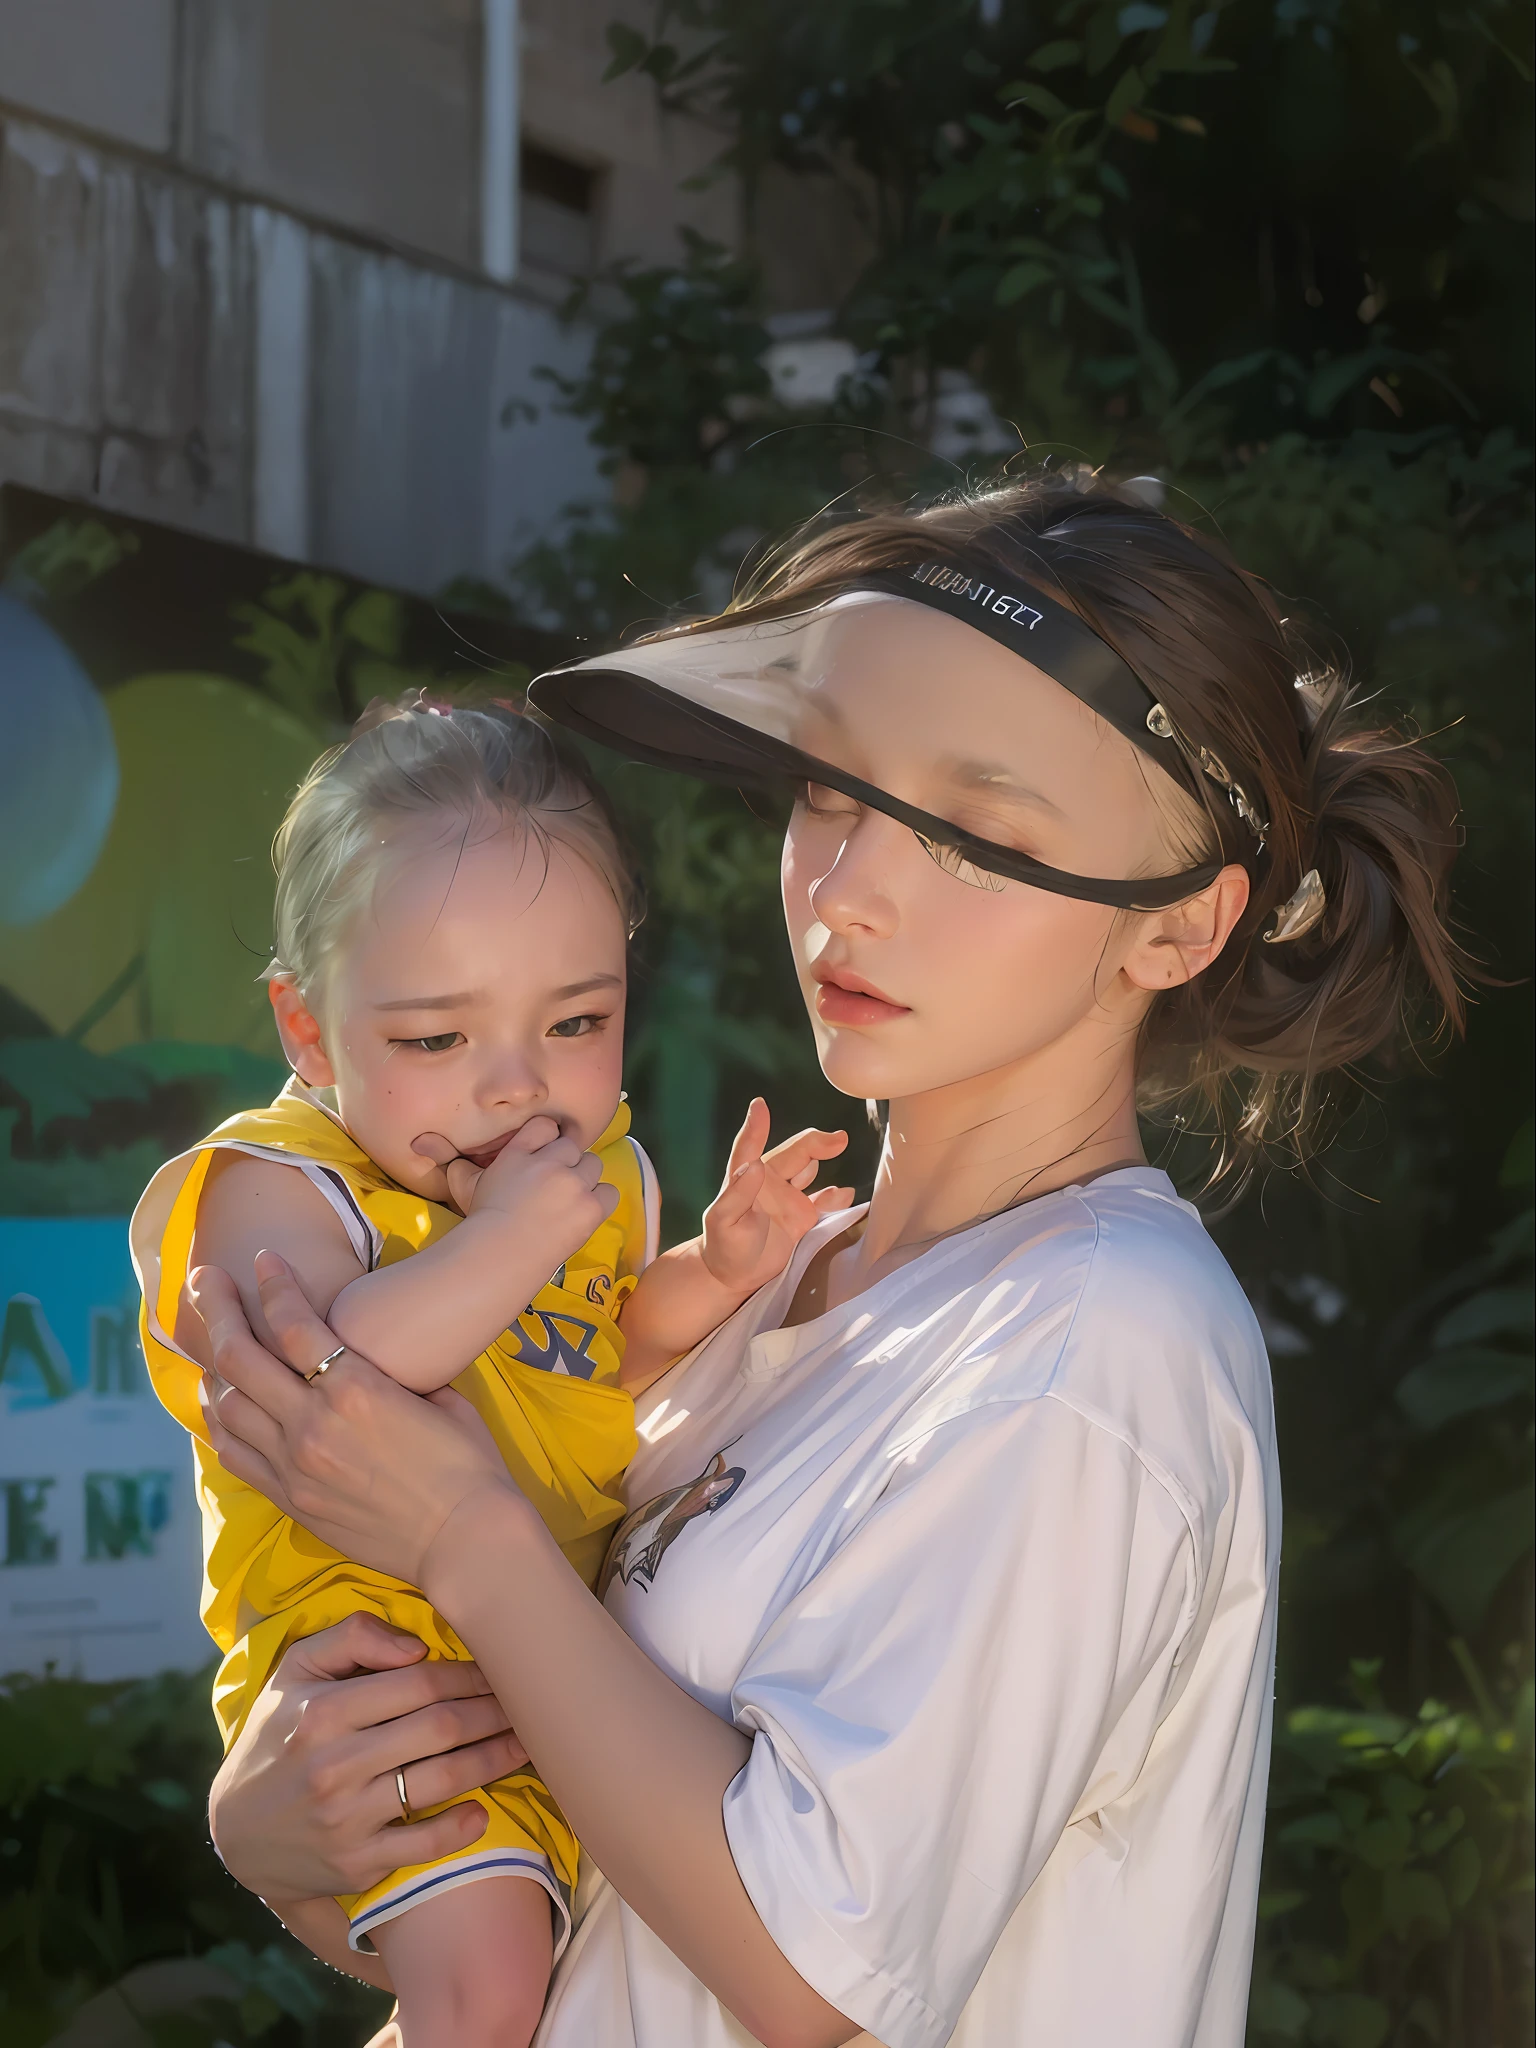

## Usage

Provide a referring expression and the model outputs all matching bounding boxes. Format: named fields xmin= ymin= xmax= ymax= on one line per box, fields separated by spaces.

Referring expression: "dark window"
xmin=519 ymin=145 xmax=601 ymax=275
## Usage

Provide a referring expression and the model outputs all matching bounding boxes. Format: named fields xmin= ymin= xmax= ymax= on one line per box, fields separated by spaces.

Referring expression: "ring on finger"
xmin=395 ymin=1765 xmax=413 ymax=1824
xmin=304 ymin=1344 xmax=346 ymax=1384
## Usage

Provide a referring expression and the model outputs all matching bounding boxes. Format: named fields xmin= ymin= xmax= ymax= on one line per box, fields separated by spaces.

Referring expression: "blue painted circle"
xmin=0 ymin=593 xmax=119 ymax=925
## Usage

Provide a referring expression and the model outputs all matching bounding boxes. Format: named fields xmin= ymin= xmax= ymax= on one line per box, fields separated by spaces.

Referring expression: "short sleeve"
xmin=721 ymin=1395 xmax=1197 ymax=2048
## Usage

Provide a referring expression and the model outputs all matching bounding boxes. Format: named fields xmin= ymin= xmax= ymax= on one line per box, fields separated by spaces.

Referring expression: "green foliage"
xmin=597 ymin=0 xmax=1530 ymax=452
xmin=231 ymin=574 xmax=491 ymax=735
xmin=0 ymin=1668 xmax=388 ymax=2045
xmin=1252 ymin=1658 xmax=1533 ymax=2044
xmin=544 ymin=229 xmax=775 ymax=472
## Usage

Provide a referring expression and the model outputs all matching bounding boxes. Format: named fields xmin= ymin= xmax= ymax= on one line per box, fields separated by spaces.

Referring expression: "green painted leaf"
xmin=340 ymin=589 xmax=404 ymax=659
xmin=1030 ymin=39 xmax=1083 ymax=73
xmin=0 ymin=1036 xmax=149 ymax=1128
xmin=603 ymin=22 xmax=650 ymax=81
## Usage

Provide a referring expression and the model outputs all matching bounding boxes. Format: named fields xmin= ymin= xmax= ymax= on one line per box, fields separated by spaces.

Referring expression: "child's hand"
xmin=701 ymin=1098 xmax=852 ymax=1300
xmin=413 ymin=1118 xmax=618 ymax=1268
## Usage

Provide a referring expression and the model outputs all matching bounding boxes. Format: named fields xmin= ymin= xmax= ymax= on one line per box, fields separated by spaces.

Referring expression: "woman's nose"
xmin=804 ymin=815 xmax=902 ymax=941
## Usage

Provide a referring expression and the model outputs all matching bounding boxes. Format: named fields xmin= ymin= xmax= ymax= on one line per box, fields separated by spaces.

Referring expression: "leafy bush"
xmin=0 ymin=1667 xmax=388 ymax=2045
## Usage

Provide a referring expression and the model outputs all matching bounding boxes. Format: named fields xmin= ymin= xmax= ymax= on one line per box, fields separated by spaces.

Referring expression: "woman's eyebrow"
xmin=938 ymin=756 xmax=1066 ymax=818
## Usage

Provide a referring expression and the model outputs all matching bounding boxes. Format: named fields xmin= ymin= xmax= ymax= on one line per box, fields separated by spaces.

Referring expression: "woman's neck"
xmin=836 ymin=1037 xmax=1145 ymax=1298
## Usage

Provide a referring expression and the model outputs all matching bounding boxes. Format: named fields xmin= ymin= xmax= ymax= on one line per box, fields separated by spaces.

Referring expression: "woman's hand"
xmin=209 ymin=1613 xmax=528 ymax=1906
xmin=189 ymin=1251 xmax=514 ymax=1588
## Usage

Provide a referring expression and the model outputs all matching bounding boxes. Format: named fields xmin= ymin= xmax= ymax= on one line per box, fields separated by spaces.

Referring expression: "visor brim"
xmin=532 ymin=660 xmax=1221 ymax=912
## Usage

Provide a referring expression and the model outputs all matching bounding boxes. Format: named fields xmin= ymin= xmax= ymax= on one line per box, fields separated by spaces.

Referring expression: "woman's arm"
xmin=428 ymin=1491 xmax=858 ymax=2048
xmin=192 ymin=1259 xmax=860 ymax=2048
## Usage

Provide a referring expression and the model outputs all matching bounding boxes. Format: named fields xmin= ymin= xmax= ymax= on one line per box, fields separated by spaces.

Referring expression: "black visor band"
xmin=862 ymin=562 xmax=1191 ymax=788
xmin=531 ymin=663 xmax=1223 ymax=911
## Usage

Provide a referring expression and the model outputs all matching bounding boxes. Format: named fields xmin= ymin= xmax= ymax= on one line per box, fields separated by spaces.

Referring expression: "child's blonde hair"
xmin=269 ymin=696 xmax=641 ymax=1010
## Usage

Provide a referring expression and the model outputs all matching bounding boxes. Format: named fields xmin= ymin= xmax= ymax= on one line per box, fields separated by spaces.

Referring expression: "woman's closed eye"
xmin=800 ymin=781 xmax=861 ymax=820
xmin=390 ymin=1031 xmax=464 ymax=1054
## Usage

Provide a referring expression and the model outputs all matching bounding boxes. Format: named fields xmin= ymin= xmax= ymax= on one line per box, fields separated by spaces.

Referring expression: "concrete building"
xmin=0 ymin=0 xmax=741 ymax=594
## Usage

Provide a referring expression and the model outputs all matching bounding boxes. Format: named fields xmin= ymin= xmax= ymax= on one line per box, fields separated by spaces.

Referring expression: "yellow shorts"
xmin=343 ymin=1760 xmax=578 ymax=1954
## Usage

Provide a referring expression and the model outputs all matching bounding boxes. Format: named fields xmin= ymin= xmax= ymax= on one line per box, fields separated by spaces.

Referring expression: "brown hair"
xmin=270 ymin=695 xmax=642 ymax=1011
xmin=672 ymin=472 xmax=1468 ymax=1174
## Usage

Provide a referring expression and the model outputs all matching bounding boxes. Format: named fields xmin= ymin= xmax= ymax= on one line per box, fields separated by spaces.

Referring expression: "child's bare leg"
xmin=369 ymin=1875 xmax=554 ymax=2048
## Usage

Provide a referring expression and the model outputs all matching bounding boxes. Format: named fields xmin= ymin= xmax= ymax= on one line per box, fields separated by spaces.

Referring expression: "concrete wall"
xmin=0 ymin=0 xmax=739 ymax=592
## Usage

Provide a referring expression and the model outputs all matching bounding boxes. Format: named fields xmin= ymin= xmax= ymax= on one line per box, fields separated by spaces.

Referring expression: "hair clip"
xmin=1146 ymin=704 xmax=1269 ymax=850
xmin=1263 ymin=868 xmax=1326 ymax=944
xmin=1292 ymin=671 xmax=1333 ymax=727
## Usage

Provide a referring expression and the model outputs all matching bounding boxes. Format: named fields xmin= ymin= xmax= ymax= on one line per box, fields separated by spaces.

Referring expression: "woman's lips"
xmin=812 ymin=968 xmax=910 ymax=1027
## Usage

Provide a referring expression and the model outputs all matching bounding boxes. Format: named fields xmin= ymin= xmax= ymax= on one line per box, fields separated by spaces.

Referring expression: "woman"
xmin=193 ymin=476 xmax=1463 ymax=2047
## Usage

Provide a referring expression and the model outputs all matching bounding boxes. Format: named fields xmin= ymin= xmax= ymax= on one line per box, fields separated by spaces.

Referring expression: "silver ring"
xmin=395 ymin=1765 xmax=413 ymax=1824
xmin=304 ymin=1343 xmax=346 ymax=1384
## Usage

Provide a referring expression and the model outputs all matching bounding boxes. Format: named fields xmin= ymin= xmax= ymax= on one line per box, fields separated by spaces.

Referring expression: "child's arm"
xmin=176 ymin=1151 xmax=367 ymax=1371
xmin=179 ymin=1120 xmax=616 ymax=1394
xmin=271 ymin=1896 xmax=395 ymax=1991
xmin=325 ymin=1118 xmax=616 ymax=1391
xmin=618 ymin=1098 xmax=852 ymax=1394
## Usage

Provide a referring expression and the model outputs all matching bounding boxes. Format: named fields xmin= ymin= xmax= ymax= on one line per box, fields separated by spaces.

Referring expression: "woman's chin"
xmin=814 ymin=1035 xmax=906 ymax=1103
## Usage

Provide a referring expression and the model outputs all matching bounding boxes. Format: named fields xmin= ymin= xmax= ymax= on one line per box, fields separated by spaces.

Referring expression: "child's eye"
xmin=391 ymin=1032 xmax=464 ymax=1053
xmin=549 ymin=1013 xmax=601 ymax=1039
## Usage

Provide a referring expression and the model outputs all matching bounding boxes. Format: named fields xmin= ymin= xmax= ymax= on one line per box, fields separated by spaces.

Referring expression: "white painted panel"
xmin=309 ymin=235 xmax=493 ymax=592
xmin=252 ymin=206 xmax=312 ymax=560
xmin=481 ymin=0 xmax=521 ymax=282
xmin=0 ymin=123 xmax=101 ymax=433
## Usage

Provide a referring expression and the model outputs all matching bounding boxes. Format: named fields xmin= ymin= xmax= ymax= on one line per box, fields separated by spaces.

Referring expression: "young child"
xmin=130 ymin=699 xmax=849 ymax=2046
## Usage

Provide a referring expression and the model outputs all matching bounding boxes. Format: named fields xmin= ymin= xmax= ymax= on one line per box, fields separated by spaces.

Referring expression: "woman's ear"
xmin=1123 ymin=865 xmax=1251 ymax=992
xmin=267 ymin=975 xmax=336 ymax=1087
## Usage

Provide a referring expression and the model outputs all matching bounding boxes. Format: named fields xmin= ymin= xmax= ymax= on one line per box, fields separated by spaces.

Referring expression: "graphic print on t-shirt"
xmin=597 ymin=1447 xmax=745 ymax=1598
xmin=513 ymin=1307 xmax=601 ymax=1378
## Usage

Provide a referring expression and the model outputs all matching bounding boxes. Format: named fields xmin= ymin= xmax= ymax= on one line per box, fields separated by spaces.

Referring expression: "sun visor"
xmin=531 ymin=582 xmax=1233 ymax=910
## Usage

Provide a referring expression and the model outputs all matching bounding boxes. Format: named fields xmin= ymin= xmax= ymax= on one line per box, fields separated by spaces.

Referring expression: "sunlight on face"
xmin=317 ymin=813 xmax=627 ymax=1201
xmin=779 ymin=601 xmax=1184 ymax=1104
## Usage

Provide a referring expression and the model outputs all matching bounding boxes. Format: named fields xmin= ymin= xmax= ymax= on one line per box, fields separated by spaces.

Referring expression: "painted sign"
xmin=0 ymin=1217 xmax=208 ymax=1680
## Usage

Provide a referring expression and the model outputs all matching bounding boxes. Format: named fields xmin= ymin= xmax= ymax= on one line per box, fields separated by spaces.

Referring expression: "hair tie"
xmin=1263 ymin=868 xmax=1326 ymax=944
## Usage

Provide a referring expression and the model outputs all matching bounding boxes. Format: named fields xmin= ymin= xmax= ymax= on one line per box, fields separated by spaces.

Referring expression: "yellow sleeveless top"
xmin=131 ymin=1080 xmax=654 ymax=1749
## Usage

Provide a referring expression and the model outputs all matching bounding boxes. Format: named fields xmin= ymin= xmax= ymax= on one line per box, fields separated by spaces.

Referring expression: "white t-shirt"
xmin=535 ymin=1168 xmax=1280 ymax=2048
